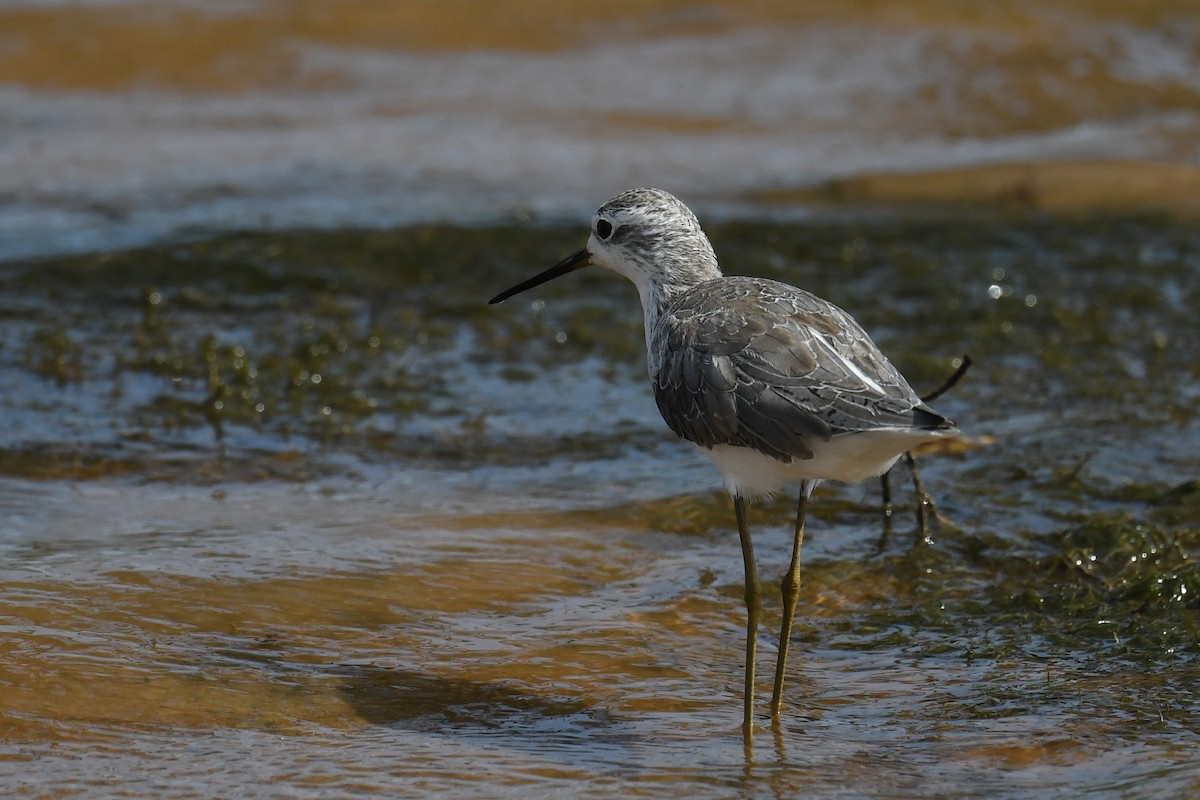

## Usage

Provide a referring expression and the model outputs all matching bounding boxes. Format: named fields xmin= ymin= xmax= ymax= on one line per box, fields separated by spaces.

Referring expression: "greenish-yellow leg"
xmin=771 ymin=484 xmax=810 ymax=721
xmin=734 ymin=495 xmax=760 ymax=737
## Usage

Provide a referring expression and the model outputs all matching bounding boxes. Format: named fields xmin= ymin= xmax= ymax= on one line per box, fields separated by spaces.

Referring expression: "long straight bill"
xmin=488 ymin=249 xmax=590 ymax=305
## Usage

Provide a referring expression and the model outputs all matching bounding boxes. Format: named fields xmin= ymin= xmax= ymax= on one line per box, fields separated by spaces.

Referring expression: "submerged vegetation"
xmin=7 ymin=215 xmax=1197 ymax=456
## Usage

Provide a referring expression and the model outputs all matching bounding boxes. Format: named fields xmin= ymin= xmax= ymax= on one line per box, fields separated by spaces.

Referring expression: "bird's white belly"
xmin=704 ymin=430 xmax=948 ymax=498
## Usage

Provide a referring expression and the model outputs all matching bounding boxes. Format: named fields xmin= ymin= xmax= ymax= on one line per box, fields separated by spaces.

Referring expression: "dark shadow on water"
xmin=330 ymin=663 xmax=640 ymax=756
xmin=332 ymin=663 xmax=602 ymax=729
xmin=210 ymin=644 xmax=638 ymax=752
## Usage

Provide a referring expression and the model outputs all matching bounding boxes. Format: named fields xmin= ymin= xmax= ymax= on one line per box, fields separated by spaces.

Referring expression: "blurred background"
xmin=2 ymin=2 xmax=1199 ymax=798
xmin=4 ymin=0 xmax=1200 ymax=258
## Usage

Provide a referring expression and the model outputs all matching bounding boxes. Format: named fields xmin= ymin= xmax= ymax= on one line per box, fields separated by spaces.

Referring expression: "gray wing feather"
xmin=652 ymin=276 xmax=952 ymax=464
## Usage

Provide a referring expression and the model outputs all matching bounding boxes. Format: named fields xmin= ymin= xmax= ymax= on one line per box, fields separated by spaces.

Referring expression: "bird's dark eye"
xmin=595 ymin=219 xmax=613 ymax=240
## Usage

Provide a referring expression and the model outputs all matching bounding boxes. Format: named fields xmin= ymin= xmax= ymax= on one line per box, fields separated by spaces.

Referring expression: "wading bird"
xmin=489 ymin=188 xmax=957 ymax=737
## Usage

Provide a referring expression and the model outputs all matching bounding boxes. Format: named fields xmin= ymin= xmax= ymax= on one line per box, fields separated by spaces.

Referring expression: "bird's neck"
xmin=631 ymin=258 xmax=722 ymax=377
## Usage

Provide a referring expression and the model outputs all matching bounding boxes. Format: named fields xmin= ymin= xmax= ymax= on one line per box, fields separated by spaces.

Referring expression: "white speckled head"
xmin=586 ymin=188 xmax=722 ymax=303
xmin=488 ymin=188 xmax=723 ymax=318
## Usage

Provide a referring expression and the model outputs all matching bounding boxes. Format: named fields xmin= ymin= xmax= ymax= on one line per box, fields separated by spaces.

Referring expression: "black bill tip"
xmin=489 ymin=249 xmax=590 ymax=305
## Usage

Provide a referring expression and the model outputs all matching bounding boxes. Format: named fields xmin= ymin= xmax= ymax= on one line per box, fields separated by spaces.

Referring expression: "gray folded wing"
xmin=651 ymin=276 xmax=952 ymax=464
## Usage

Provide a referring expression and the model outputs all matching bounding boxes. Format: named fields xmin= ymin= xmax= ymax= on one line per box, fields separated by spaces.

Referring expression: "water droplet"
xmin=987 ymin=284 xmax=1003 ymax=300
xmin=554 ymin=331 xmax=568 ymax=344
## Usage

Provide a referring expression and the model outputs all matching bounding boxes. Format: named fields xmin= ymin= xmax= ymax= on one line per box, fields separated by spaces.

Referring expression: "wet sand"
xmin=755 ymin=161 xmax=1200 ymax=216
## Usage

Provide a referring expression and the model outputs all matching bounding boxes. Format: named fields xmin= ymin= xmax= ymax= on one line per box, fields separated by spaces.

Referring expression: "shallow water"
xmin=3 ymin=1 xmax=1200 ymax=796
xmin=1 ymin=217 xmax=1198 ymax=797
